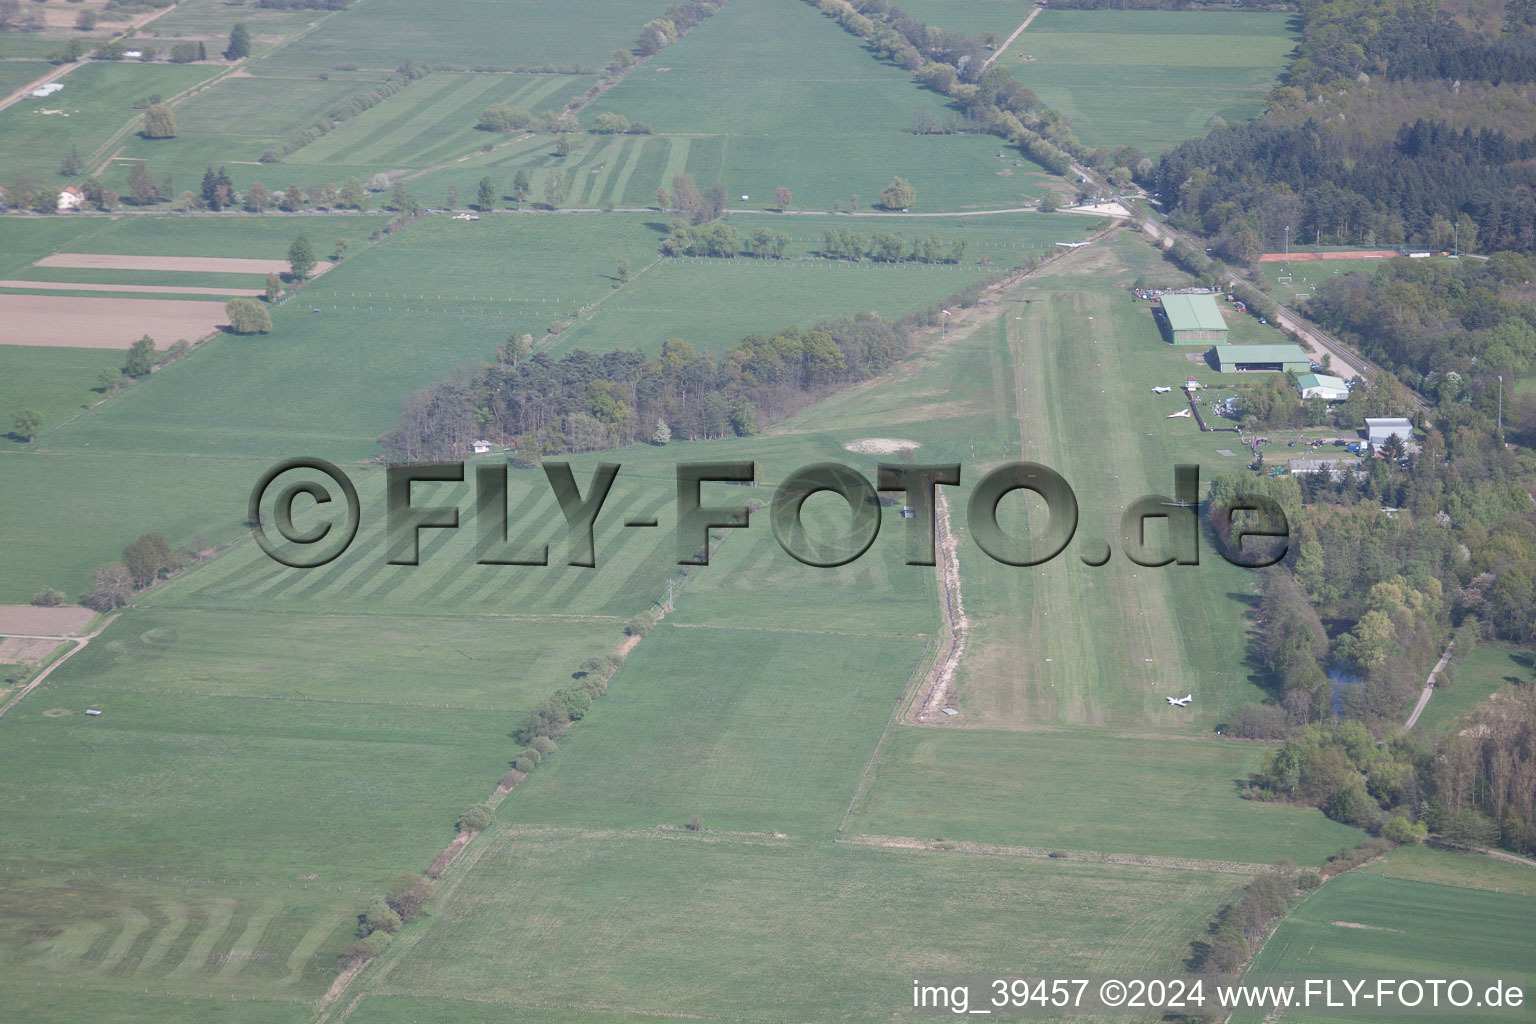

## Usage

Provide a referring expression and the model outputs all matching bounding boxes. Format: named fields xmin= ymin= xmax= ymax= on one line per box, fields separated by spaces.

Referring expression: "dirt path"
xmin=0 ymin=614 xmax=118 ymax=719
xmin=909 ymin=488 xmax=967 ymax=723
xmin=982 ymin=2 xmax=1045 ymax=69
xmin=1401 ymin=641 xmax=1454 ymax=732
xmin=840 ymin=833 xmax=1271 ymax=875
xmin=1427 ymin=839 xmax=1536 ymax=869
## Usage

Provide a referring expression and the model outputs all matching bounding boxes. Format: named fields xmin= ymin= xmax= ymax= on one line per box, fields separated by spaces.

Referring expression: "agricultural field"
xmin=1013 ymin=11 xmax=1297 ymax=154
xmin=1230 ymin=870 xmax=1536 ymax=1024
xmin=586 ymin=0 xmax=1057 ymax=211
xmin=358 ymin=828 xmax=1246 ymax=1023
xmin=0 ymin=61 xmax=222 ymax=184
xmin=259 ymin=0 xmax=665 ymax=72
xmin=893 ymin=0 xmax=1038 ymax=40
xmin=845 ymin=728 xmax=1361 ymax=863
xmin=3 ymin=0 xmax=1531 ymax=1021
xmin=0 ymin=345 xmax=122 ymax=448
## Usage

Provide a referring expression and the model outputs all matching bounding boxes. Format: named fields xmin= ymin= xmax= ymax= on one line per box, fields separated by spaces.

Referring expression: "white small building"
xmin=30 ymin=82 xmax=64 ymax=98
xmin=123 ymin=50 xmax=143 ymax=59
xmin=1364 ymin=417 xmax=1413 ymax=452
xmin=1296 ymin=373 xmax=1349 ymax=401
xmin=470 ymin=439 xmax=492 ymax=454
xmin=57 ymin=186 xmax=85 ymax=211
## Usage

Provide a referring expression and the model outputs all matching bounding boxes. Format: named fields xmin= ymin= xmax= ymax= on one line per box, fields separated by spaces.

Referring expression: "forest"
xmin=381 ymin=314 xmax=915 ymax=463
xmin=1150 ymin=0 xmax=1536 ymax=257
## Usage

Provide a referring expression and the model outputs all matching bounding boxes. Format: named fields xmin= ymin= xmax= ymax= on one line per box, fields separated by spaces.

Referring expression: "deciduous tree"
xmin=226 ymin=298 xmax=273 ymax=334
xmin=225 ymin=22 xmax=250 ymax=61
xmin=141 ymin=104 xmax=177 ymax=139
xmin=878 ymin=177 xmax=915 ymax=210
xmin=287 ymin=235 xmax=316 ymax=280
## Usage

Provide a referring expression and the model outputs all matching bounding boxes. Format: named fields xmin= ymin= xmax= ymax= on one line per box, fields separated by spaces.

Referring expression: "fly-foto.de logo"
xmin=248 ymin=459 xmax=1290 ymax=571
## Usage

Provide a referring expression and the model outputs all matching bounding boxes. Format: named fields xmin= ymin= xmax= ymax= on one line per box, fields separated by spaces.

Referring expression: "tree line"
xmin=804 ymin=0 xmax=1085 ymax=175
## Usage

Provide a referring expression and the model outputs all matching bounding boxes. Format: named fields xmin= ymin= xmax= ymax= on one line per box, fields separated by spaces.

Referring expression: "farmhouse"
xmin=57 ymin=186 xmax=84 ymax=212
xmin=1213 ymin=343 xmax=1309 ymax=373
xmin=1159 ymin=293 xmax=1227 ymax=344
xmin=1364 ymin=417 xmax=1413 ymax=452
xmin=1297 ymin=373 xmax=1349 ymax=401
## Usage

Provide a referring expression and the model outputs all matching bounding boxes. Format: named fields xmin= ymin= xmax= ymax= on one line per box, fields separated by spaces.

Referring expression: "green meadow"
xmin=1015 ymin=11 xmax=1297 ymax=154
xmin=1231 ymin=869 xmax=1536 ymax=1024
xmin=362 ymin=828 xmax=1246 ymax=1022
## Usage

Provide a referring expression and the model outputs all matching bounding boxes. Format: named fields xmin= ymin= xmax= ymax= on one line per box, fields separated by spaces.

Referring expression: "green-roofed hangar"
xmin=1213 ymin=344 xmax=1311 ymax=373
xmin=1158 ymin=293 xmax=1227 ymax=344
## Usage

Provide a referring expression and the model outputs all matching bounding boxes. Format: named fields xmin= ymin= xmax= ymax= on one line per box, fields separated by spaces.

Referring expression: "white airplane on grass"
xmin=1167 ymin=408 xmax=1191 ymax=418
xmin=1166 ymin=693 xmax=1193 ymax=707
xmin=1151 ymin=386 xmax=1173 ymax=394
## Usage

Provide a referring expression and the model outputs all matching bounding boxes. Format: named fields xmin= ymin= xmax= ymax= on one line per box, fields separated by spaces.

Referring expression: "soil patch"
xmin=0 ymin=294 xmax=227 ymax=348
xmin=0 ymin=605 xmax=94 ymax=636
xmin=35 ymin=254 xmax=334 ymax=276
xmin=0 ymin=280 xmax=261 ymax=297
xmin=0 ymin=637 xmax=63 ymax=663
xmin=843 ymin=437 xmax=921 ymax=454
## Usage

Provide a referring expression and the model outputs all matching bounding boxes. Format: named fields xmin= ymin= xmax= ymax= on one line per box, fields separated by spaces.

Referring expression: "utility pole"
xmin=1284 ymin=224 xmax=1290 ymax=264
xmin=1498 ymin=375 xmax=1503 ymax=442
xmin=1453 ymin=219 xmax=1459 ymax=258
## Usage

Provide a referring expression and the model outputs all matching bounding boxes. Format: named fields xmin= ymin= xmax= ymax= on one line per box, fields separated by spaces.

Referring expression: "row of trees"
xmin=261 ymin=60 xmax=429 ymax=163
xmin=659 ymin=222 xmax=790 ymax=258
xmin=79 ymin=530 xmax=201 ymax=611
xmin=818 ymin=227 xmax=965 ymax=263
xmin=806 ymin=0 xmax=1084 ymax=174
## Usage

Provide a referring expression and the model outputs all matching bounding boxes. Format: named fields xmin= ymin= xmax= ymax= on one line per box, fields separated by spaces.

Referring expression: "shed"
xmin=1364 ymin=417 xmax=1413 ymax=451
xmin=1297 ymin=373 xmax=1349 ymax=401
xmin=1159 ymin=293 xmax=1227 ymax=344
xmin=1213 ymin=344 xmax=1309 ymax=373
xmin=470 ymin=439 xmax=491 ymax=454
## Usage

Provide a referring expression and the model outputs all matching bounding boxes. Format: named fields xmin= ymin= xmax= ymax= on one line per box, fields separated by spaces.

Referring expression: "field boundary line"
xmin=839 ymin=834 xmax=1273 ymax=875
xmin=668 ymin=622 xmax=928 ymax=640
xmin=838 ymin=638 xmax=932 ymax=832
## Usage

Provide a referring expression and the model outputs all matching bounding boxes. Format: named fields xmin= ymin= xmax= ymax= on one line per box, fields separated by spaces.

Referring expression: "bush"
xmin=511 ymin=755 xmax=536 ymax=774
xmin=362 ymin=898 xmax=401 ymax=935
xmin=457 ymin=803 xmax=494 ymax=833
xmin=624 ymin=611 xmax=657 ymax=637
xmin=1380 ymin=816 xmax=1427 ymax=845
xmin=1296 ymin=869 xmax=1324 ymax=890
xmin=529 ymin=736 xmax=556 ymax=757
xmin=558 ymin=688 xmax=592 ymax=721
xmin=355 ymin=928 xmax=391 ymax=957
xmin=519 ymin=746 xmax=542 ymax=767
xmin=1227 ymin=702 xmax=1291 ymax=739
xmin=384 ymin=874 xmax=433 ymax=921
xmin=498 ymin=768 xmax=525 ymax=789
xmin=685 ymin=815 xmax=703 ymax=831
xmin=31 ymin=587 xmax=66 ymax=607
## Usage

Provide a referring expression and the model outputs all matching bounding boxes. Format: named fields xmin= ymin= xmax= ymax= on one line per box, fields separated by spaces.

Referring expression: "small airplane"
xmin=1151 ymin=386 xmax=1172 ymax=394
xmin=1166 ymin=693 xmax=1193 ymax=707
xmin=1167 ymin=408 xmax=1191 ymax=418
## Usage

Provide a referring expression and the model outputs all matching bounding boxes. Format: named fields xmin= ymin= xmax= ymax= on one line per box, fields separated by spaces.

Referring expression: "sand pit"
xmin=0 ymin=294 xmax=228 ymax=348
xmin=843 ymin=438 xmax=921 ymax=454
xmin=0 ymin=605 xmax=94 ymax=636
xmin=36 ymin=253 xmax=334 ymax=276
xmin=0 ymin=280 xmax=260 ymax=297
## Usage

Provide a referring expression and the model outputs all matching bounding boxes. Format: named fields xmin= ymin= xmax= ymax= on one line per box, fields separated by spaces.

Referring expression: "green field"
xmin=359 ymin=828 xmax=1246 ymax=1022
xmin=258 ymin=0 xmax=663 ymax=71
xmin=144 ymin=0 xmax=328 ymax=42
xmin=0 ymin=61 xmax=223 ymax=184
xmin=0 ymin=593 xmax=633 ymax=1019
xmin=847 ymin=728 xmax=1361 ymax=863
xmin=1363 ymin=843 xmax=1536 ymax=898
xmin=892 ymin=0 xmax=1037 ymax=39
xmin=1015 ymin=11 xmax=1297 ymax=154
xmin=1231 ymin=870 xmax=1536 ymax=1024
xmin=0 ymin=345 xmax=121 ymax=449
xmin=587 ymin=0 xmax=1056 ymax=212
